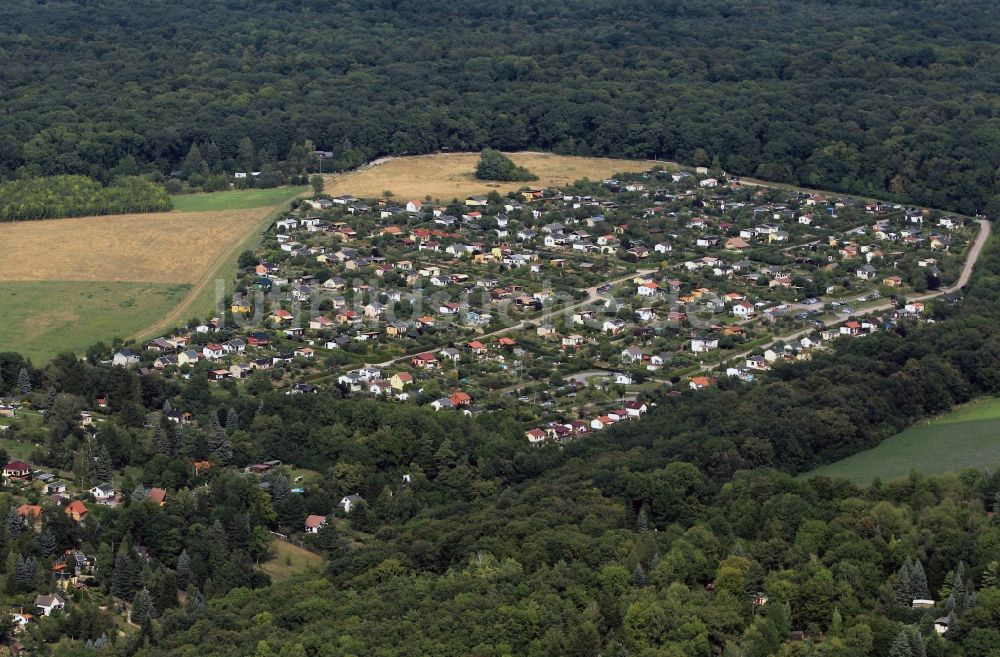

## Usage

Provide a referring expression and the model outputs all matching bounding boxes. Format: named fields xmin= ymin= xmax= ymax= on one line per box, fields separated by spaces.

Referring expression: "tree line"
xmin=0 ymin=176 xmax=171 ymax=221
xmin=2 ymin=0 xmax=1000 ymax=213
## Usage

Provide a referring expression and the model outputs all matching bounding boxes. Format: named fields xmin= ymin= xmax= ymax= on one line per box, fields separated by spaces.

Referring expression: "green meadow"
xmin=807 ymin=397 xmax=1000 ymax=485
xmin=0 ymin=281 xmax=191 ymax=362
xmin=169 ymin=186 xmax=309 ymax=212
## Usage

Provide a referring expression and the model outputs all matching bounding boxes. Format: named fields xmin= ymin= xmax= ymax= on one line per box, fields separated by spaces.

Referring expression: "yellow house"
xmin=231 ymin=300 xmax=252 ymax=314
xmin=389 ymin=372 xmax=413 ymax=390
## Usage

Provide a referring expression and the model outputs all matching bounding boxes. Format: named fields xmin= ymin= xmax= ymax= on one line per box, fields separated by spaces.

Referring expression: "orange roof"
xmin=148 ymin=488 xmax=167 ymax=504
xmin=305 ymin=514 xmax=327 ymax=529
xmin=449 ymin=391 xmax=471 ymax=404
xmin=65 ymin=500 xmax=88 ymax=515
xmin=497 ymin=337 xmax=516 ymax=346
xmin=17 ymin=504 xmax=42 ymax=518
xmin=467 ymin=341 xmax=484 ymax=349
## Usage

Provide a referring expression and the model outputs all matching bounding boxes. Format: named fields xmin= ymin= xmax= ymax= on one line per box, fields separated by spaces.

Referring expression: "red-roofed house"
xmin=304 ymin=514 xmax=327 ymax=534
xmin=412 ymin=352 xmax=438 ymax=369
xmin=3 ymin=460 xmax=31 ymax=480
xmin=525 ymin=428 xmax=546 ymax=445
xmin=148 ymin=488 xmax=167 ymax=506
xmin=65 ymin=500 xmax=89 ymax=523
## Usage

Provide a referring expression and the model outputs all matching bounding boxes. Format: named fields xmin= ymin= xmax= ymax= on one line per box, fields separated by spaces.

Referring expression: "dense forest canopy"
xmin=2 ymin=0 xmax=1000 ymax=212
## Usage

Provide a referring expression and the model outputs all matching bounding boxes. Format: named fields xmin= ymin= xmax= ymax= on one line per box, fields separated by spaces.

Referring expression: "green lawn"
xmin=170 ymin=186 xmax=309 ymax=212
xmin=807 ymin=397 xmax=1000 ymax=485
xmin=0 ymin=281 xmax=191 ymax=362
xmin=259 ymin=538 xmax=324 ymax=581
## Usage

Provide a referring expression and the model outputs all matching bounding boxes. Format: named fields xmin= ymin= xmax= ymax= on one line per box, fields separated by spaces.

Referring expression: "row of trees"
xmin=0 ymin=176 xmax=171 ymax=221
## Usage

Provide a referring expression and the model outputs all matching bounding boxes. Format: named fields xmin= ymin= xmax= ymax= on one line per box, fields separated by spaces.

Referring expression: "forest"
xmin=0 ymin=176 xmax=172 ymax=221
xmin=2 ymin=0 xmax=1000 ymax=213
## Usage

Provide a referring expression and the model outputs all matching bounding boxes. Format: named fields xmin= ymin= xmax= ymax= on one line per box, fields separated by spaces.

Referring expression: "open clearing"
xmin=0 ymin=195 xmax=293 ymax=360
xmin=170 ymin=186 xmax=308 ymax=212
xmin=0 ymin=209 xmax=271 ymax=283
xmin=325 ymin=152 xmax=672 ymax=201
xmin=807 ymin=397 xmax=1000 ymax=485
xmin=0 ymin=281 xmax=191 ymax=362
xmin=259 ymin=538 xmax=324 ymax=581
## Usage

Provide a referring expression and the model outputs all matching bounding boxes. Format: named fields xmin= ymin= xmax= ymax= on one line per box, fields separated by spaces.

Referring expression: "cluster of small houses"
xmin=524 ymin=399 xmax=650 ymax=446
xmin=0 ymin=460 xmax=128 ymax=635
xmin=99 ymin=169 xmax=959 ymax=453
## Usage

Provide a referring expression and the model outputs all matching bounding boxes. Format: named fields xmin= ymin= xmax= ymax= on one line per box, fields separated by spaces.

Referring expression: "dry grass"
xmin=0 ymin=208 xmax=271 ymax=283
xmin=325 ymin=151 xmax=673 ymax=202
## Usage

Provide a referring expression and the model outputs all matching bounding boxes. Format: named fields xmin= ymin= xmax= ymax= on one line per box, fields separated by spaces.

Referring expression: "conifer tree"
xmin=631 ymin=564 xmax=646 ymax=587
xmin=176 ymin=549 xmax=193 ymax=589
xmin=226 ymin=407 xmax=239 ymax=431
xmin=434 ymin=439 xmax=457 ymax=470
xmin=153 ymin=425 xmax=172 ymax=456
xmin=888 ymin=629 xmax=913 ymax=657
xmin=41 ymin=388 xmax=56 ymax=410
xmin=16 ymin=368 xmax=30 ymax=395
xmin=95 ymin=446 xmax=113 ymax=483
xmin=270 ymin=473 xmax=291 ymax=506
xmin=912 ymin=559 xmax=929 ymax=599
xmin=5 ymin=507 xmax=23 ymax=537
xmin=131 ymin=588 xmax=155 ymax=627
xmin=37 ymin=530 xmax=57 ymax=556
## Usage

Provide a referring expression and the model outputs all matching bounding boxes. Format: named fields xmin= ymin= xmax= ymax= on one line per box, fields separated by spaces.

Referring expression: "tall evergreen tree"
xmin=14 ymin=554 xmax=36 ymax=590
xmin=888 ymin=629 xmax=913 ymax=657
xmin=95 ymin=446 xmax=114 ymax=483
xmin=270 ymin=473 xmax=291 ymax=507
xmin=911 ymin=559 xmax=929 ymax=599
xmin=111 ymin=551 xmax=139 ymax=601
xmin=153 ymin=425 xmax=172 ymax=456
xmin=131 ymin=484 xmax=147 ymax=503
xmin=225 ymin=407 xmax=239 ymax=431
xmin=5 ymin=507 xmax=23 ymax=537
xmin=631 ymin=564 xmax=646 ymax=587
xmin=945 ymin=611 xmax=958 ymax=640
xmin=636 ymin=507 xmax=648 ymax=532
xmin=176 ymin=549 xmax=192 ymax=589
xmin=16 ymin=367 xmax=31 ymax=395
xmin=41 ymin=388 xmax=56 ymax=410
xmin=131 ymin=587 xmax=156 ymax=627
xmin=209 ymin=427 xmax=232 ymax=464
xmin=36 ymin=530 xmax=57 ymax=556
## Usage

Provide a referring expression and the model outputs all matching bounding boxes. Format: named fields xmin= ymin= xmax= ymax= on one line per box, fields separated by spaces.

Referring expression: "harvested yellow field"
xmin=0 ymin=208 xmax=271 ymax=283
xmin=325 ymin=151 xmax=674 ymax=201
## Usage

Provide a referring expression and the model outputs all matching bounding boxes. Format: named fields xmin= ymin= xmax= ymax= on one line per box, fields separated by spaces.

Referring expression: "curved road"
xmin=700 ymin=219 xmax=991 ymax=373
